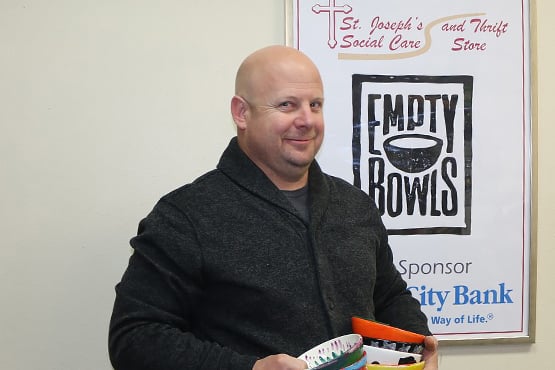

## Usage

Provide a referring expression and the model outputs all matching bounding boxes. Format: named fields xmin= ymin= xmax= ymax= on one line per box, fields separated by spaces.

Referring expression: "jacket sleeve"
xmin=369 ymin=204 xmax=432 ymax=336
xmin=108 ymin=199 xmax=258 ymax=370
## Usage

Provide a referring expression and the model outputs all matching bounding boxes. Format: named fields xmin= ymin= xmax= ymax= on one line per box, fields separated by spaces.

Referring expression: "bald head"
xmin=230 ymin=45 xmax=325 ymax=190
xmin=235 ymin=45 xmax=322 ymax=101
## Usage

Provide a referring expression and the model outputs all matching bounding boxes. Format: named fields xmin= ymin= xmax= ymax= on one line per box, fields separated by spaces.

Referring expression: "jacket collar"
xmin=217 ymin=137 xmax=330 ymax=225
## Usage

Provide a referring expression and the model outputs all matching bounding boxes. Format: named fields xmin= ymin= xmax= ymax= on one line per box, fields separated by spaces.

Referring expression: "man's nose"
xmin=294 ymin=104 xmax=316 ymax=127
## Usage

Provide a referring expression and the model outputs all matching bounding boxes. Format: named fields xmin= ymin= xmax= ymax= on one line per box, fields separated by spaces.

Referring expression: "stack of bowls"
xmin=298 ymin=333 xmax=367 ymax=369
xmin=351 ymin=317 xmax=426 ymax=369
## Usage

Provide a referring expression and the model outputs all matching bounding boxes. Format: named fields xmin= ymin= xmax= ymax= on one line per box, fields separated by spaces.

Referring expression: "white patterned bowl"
xmin=298 ymin=334 xmax=364 ymax=369
xmin=364 ymin=345 xmax=422 ymax=366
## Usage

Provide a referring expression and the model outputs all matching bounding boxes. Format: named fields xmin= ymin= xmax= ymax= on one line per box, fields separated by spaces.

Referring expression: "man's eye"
xmin=277 ymin=101 xmax=296 ymax=111
xmin=311 ymin=102 xmax=323 ymax=109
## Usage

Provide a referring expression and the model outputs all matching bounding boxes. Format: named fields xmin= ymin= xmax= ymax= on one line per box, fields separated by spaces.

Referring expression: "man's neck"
xmin=268 ymin=170 xmax=308 ymax=191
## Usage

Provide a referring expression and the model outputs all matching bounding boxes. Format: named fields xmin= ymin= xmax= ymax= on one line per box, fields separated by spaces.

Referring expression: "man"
xmin=109 ymin=45 xmax=439 ymax=370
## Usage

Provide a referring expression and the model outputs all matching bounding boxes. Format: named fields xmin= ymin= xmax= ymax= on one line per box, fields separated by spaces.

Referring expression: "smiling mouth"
xmin=286 ymin=139 xmax=312 ymax=148
xmin=286 ymin=138 xmax=312 ymax=142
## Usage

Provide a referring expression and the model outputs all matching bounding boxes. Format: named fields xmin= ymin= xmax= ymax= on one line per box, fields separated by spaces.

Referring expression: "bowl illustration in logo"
xmin=382 ymin=134 xmax=443 ymax=173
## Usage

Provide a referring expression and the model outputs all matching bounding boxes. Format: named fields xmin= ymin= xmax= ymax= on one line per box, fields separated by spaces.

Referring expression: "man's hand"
xmin=422 ymin=336 xmax=439 ymax=369
xmin=253 ymin=354 xmax=308 ymax=370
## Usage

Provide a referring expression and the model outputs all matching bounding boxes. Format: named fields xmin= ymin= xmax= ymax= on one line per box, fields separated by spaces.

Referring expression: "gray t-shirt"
xmin=282 ymin=186 xmax=309 ymax=224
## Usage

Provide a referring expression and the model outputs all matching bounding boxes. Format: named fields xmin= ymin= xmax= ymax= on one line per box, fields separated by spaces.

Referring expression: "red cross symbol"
xmin=312 ymin=0 xmax=353 ymax=49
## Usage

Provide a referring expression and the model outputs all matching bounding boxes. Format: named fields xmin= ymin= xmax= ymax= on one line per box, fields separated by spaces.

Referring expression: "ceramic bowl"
xmin=365 ymin=361 xmax=425 ymax=370
xmin=364 ymin=345 xmax=422 ymax=366
xmin=351 ymin=317 xmax=425 ymax=344
xmin=363 ymin=337 xmax=425 ymax=354
xmin=341 ymin=350 xmax=367 ymax=370
xmin=298 ymin=334 xmax=364 ymax=370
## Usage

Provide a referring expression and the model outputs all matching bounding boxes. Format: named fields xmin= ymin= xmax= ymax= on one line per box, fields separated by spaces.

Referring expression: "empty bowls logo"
xmin=352 ymin=74 xmax=473 ymax=235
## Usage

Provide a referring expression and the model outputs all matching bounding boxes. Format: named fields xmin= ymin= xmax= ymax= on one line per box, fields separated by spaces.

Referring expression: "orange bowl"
xmin=351 ymin=317 xmax=425 ymax=344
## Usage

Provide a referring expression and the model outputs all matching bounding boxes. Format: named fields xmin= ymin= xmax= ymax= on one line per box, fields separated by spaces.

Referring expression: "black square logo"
xmin=351 ymin=74 xmax=473 ymax=235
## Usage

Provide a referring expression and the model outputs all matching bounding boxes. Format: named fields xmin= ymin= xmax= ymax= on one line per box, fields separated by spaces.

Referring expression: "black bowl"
xmin=383 ymin=134 xmax=443 ymax=173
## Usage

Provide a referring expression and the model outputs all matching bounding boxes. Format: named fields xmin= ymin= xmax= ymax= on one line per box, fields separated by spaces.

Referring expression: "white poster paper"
xmin=290 ymin=0 xmax=532 ymax=342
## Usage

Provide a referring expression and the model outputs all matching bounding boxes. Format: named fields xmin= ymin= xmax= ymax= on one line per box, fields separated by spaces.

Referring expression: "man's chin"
xmin=285 ymin=155 xmax=316 ymax=169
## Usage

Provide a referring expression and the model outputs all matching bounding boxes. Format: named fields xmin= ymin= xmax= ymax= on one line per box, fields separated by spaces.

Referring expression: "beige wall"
xmin=1 ymin=1 xmax=552 ymax=369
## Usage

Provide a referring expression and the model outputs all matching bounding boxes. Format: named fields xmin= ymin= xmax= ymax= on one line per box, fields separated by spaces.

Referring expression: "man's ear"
xmin=231 ymin=95 xmax=249 ymax=130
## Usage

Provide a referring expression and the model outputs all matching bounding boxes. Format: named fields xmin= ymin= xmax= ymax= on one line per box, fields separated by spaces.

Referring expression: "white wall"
xmin=1 ymin=1 xmax=553 ymax=369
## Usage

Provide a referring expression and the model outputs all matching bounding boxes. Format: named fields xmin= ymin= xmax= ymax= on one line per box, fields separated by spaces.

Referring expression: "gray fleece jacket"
xmin=108 ymin=137 xmax=430 ymax=370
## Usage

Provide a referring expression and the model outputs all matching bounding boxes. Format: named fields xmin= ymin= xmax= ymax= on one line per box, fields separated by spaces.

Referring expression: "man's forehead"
xmin=269 ymin=85 xmax=324 ymax=100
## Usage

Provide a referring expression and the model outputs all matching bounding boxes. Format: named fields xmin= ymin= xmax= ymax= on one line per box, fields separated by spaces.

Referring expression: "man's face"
xmin=238 ymin=62 xmax=324 ymax=186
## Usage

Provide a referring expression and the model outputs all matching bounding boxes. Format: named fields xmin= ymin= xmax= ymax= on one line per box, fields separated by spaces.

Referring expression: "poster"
xmin=288 ymin=0 xmax=533 ymax=342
